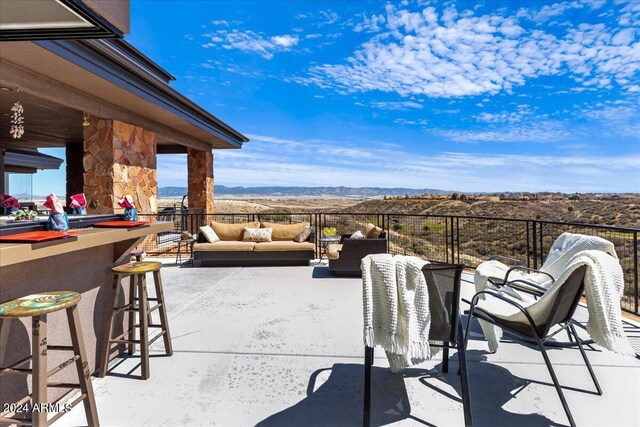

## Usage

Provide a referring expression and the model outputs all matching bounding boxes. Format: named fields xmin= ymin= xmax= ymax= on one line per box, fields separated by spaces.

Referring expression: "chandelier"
xmin=10 ymin=89 xmax=24 ymax=139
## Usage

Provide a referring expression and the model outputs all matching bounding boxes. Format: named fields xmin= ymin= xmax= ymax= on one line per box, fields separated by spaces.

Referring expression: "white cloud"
xmin=580 ymin=99 xmax=640 ymax=137
xmin=202 ymin=30 xmax=299 ymax=59
xmin=271 ymin=35 xmax=299 ymax=48
xmin=474 ymin=104 xmax=536 ymax=124
xmin=516 ymin=1 xmax=585 ymax=23
xmin=300 ymin=3 xmax=640 ymax=97
xmin=353 ymin=13 xmax=386 ymax=32
xmin=394 ymin=118 xmax=428 ymax=126
xmin=200 ymin=133 xmax=640 ymax=192
xmin=436 ymin=121 xmax=574 ymax=143
xmin=367 ymin=101 xmax=424 ymax=110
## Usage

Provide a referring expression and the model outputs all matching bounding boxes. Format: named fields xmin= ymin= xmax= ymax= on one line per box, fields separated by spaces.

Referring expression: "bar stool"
xmin=0 ymin=291 xmax=99 ymax=427
xmin=99 ymin=261 xmax=172 ymax=380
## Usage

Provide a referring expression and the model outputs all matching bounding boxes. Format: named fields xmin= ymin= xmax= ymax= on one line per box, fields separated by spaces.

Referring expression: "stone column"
xmin=83 ymin=115 xmax=158 ymax=214
xmin=187 ymin=148 xmax=214 ymax=214
xmin=66 ymin=143 xmax=84 ymax=202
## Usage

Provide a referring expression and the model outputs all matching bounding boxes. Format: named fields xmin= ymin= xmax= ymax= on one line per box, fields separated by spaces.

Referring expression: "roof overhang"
xmin=0 ymin=0 xmax=122 ymax=41
xmin=3 ymin=148 xmax=64 ymax=173
xmin=0 ymin=39 xmax=248 ymax=151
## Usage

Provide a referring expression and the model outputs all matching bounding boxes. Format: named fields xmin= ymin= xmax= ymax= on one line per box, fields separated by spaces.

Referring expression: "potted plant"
xmin=322 ymin=227 xmax=337 ymax=238
xmin=9 ymin=208 xmax=38 ymax=221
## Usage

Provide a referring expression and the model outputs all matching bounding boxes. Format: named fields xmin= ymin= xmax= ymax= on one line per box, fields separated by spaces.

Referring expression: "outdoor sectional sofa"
xmin=327 ymin=226 xmax=387 ymax=276
xmin=194 ymin=221 xmax=315 ymax=267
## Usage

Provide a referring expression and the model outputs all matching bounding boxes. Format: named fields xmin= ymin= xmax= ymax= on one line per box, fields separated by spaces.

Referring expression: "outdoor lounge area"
xmin=1 ymin=1 xmax=639 ymax=426
xmin=53 ymin=260 xmax=640 ymax=427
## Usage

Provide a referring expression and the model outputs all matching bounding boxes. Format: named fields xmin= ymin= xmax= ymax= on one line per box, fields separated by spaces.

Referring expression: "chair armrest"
xmin=488 ymin=255 xmax=526 ymax=266
xmin=469 ymin=289 xmax=539 ymax=333
xmin=504 ymin=279 xmax=548 ymax=296
xmin=504 ymin=266 xmax=554 ymax=287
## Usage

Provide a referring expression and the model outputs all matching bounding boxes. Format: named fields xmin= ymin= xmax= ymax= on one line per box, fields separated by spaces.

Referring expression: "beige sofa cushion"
xmin=327 ymin=243 xmax=343 ymax=260
xmin=253 ymin=241 xmax=315 ymax=252
xmin=261 ymin=221 xmax=310 ymax=241
xmin=364 ymin=223 xmax=383 ymax=239
xmin=193 ymin=241 xmax=256 ymax=252
xmin=210 ymin=221 xmax=260 ymax=241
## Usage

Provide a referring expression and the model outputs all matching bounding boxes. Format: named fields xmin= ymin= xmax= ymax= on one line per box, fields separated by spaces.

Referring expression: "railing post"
xmin=634 ymin=231 xmax=638 ymax=314
xmin=385 ymin=214 xmax=389 ymax=254
xmin=449 ymin=217 xmax=455 ymax=264
xmin=526 ymin=220 xmax=531 ymax=268
xmin=532 ymin=221 xmax=538 ymax=269
xmin=456 ymin=217 xmax=460 ymax=264
xmin=539 ymin=222 xmax=544 ymax=265
xmin=445 ymin=217 xmax=449 ymax=263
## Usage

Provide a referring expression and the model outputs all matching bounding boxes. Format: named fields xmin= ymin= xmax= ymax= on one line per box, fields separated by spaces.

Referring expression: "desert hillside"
xmin=340 ymin=199 xmax=639 ymax=228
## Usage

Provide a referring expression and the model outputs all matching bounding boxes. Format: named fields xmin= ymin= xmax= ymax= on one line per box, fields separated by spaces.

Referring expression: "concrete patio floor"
xmin=56 ymin=260 xmax=640 ymax=427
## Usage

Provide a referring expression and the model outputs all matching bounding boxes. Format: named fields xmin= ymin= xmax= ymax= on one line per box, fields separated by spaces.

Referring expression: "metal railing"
xmin=138 ymin=212 xmax=639 ymax=315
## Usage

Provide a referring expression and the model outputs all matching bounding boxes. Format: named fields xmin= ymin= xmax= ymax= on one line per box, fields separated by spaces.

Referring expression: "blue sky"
xmin=37 ymin=0 xmax=640 ymax=194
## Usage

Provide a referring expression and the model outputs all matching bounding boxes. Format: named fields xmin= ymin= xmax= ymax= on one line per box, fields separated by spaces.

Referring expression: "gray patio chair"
xmin=364 ymin=262 xmax=472 ymax=426
xmin=464 ymin=265 xmax=601 ymax=427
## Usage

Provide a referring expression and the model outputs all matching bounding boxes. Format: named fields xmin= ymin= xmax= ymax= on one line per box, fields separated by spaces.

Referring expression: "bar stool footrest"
xmin=110 ymin=338 xmax=141 ymax=344
xmin=148 ymin=330 xmax=168 ymax=346
xmin=46 ymin=393 xmax=88 ymax=426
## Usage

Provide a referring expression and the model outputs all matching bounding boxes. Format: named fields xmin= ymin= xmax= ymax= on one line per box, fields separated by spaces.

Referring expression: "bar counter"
xmin=0 ymin=220 xmax=172 ymax=415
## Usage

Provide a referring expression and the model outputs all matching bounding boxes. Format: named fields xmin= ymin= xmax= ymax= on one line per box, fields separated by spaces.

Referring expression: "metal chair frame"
xmin=463 ymin=266 xmax=601 ymax=427
xmin=363 ymin=262 xmax=472 ymax=427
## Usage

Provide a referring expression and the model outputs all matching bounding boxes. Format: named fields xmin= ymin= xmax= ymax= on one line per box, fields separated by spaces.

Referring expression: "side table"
xmin=319 ymin=236 xmax=341 ymax=262
xmin=175 ymin=238 xmax=197 ymax=266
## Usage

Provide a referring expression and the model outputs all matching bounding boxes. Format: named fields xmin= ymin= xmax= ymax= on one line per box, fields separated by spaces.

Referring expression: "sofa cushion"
xmin=211 ymin=221 xmax=260 ymax=241
xmin=294 ymin=226 xmax=313 ymax=243
xmin=327 ymin=243 xmax=343 ymax=260
xmin=253 ymin=241 xmax=315 ymax=252
xmin=364 ymin=223 xmax=383 ymax=239
xmin=261 ymin=221 xmax=310 ymax=241
xmin=193 ymin=241 xmax=256 ymax=252
xmin=350 ymin=230 xmax=365 ymax=239
xmin=243 ymin=227 xmax=272 ymax=242
xmin=199 ymin=225 xmax=220 ymax=243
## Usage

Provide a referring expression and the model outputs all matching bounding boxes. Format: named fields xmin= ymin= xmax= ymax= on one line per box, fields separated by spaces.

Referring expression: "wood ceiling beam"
xmin=0 ymin=60 xmax=211 ymax=151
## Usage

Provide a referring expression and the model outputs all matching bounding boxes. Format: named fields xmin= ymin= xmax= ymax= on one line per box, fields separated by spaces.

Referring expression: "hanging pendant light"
xmin=10 ymin=88 xmax=24 ymax=139
xmin=82 ymin=113 xmax=90 ymax=127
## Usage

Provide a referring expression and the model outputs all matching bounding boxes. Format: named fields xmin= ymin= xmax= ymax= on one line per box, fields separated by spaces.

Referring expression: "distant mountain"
xmin=158 ymin=185 xmax=451 ymax=198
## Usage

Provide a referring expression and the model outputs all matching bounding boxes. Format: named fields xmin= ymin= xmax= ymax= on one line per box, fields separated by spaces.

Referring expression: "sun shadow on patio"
xmin=257 ymin=349 xmax=560 ymax=427
xmin=256 ymin=363 xmax=411 ymax=427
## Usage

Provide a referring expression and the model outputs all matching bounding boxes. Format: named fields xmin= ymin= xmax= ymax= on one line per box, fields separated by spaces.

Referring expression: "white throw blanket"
xmin=475 ymin=232 xmax=618 ymax=296
xmin=476 ymin=250 xmax=635 ymax=356
xmin=362 ymin=254 xmax=436 ymax=372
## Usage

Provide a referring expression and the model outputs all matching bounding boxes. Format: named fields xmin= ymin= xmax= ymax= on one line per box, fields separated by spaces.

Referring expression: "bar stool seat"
xmin=100 ymin=261 xmax=172 ymax=380
xmin=0 ymin=291 xmax=99 ymax=427
xmin=111 ymin=261 xmax=162 ymax=275
xmin=0 ymin=291 xmax=81 ymax=317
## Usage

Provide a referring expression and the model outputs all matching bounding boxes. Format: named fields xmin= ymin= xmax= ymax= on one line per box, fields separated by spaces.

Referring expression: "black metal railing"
xmin=138 ymin=212 xmax=639 ymax=315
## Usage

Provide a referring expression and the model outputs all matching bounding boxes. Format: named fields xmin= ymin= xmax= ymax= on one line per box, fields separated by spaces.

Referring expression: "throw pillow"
xmin=364 ymin=223 xmax=383 ymax=239
xmin=294 ymin=226 xmax=312 ymax=242
xmin=350 ymin=230 xmax=365 ymax=239
xmin=199 ymin=225 xmax=220 ymax=243
xmin=243 ymin=227 xmax=272 ymax=242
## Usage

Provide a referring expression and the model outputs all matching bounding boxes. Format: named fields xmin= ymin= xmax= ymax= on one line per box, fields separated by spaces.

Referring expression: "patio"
xmin=55 ymin=260 xmax=640 ymax=427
